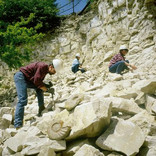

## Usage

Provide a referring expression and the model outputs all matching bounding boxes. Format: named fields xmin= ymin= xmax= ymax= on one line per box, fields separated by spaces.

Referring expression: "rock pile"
xmin=0 ymin=0 xmax=156 ymax=155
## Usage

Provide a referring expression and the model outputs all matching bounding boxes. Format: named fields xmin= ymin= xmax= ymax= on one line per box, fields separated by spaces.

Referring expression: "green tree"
xmin=0 ymin=13 xmax=44 ymax=68
xmin=0 ymin=0 xmax=60 ymax=69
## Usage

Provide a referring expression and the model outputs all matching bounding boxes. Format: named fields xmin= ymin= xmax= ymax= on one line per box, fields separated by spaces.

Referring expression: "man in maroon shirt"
xmin=109 ymin=45 xmax=137 ymax=75
xmin=14 ymin=59 xmax=63 ymax=129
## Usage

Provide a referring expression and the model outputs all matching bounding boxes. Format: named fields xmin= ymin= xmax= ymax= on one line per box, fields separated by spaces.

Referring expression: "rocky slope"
xmin=0 ymin=0 xmax=156 ymax=155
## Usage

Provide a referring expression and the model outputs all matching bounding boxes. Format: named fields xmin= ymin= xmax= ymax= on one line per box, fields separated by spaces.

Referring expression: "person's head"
xmin=119 ymin=45 xmax=128 ymax=56
xmin=49 ymin=59 xmax=63 ymax=75
xmin=75 ymin=53 xmax=80 ymax=60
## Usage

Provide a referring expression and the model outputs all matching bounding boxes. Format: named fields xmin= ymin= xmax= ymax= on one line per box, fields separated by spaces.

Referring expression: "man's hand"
xmin=130 ymin=65 xmax=137 ymax=70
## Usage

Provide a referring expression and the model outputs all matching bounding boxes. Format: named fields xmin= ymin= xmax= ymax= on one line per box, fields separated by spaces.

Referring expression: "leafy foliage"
xmin=0 ymin=14 xmax=44 ymax=68
xmin=0 ymin=0 xmax=60 ymax=31
xmin=0 ymin=0 xmax=60 ymax=69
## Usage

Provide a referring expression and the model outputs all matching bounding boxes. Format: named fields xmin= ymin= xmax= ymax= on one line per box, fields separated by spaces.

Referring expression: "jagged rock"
xmin=151 ymin=102 xmax=156 ymax=114
xmin=138 ymin=136 xmax=156 ymax=156
xmin=2 ymin=114 xmax=12 ymax=124
xmin=146 ymin=95 xmax=156 ymax=114
xmin=65 ymin=93 xmax=84 ymax=111
xmin=133 ymin=79 xmax=156 ymax=94
xmin=21 ymin=137 xmax=66 ymax=155
xmin=38 ymin=147 xmax=56 ymax=156
xmin=0 ymin=146 xmax=2 ymax=156
xmin=95 ymin=82 xmax=118 ymax=97
xmin=66 ymin=98 xmax=112 ymax=140
xmin=0 ymin=129 xmax=11 ymax=145
xmin=107 ymin=73 xmax=123 ymax=81
xmin=0 ymin=107 xmax=14 ymax=117
xmin=0 ymin=117 xmax=11 ymax=129
xmin=135 ymin=92 xmax=146 ymax=105
xmin=96 ymin=118 xmax=145 ymax=156
xmin=141 ymin=79 xmax=156 ymax=94
xmin=128 ymin=110 xmax=155 ymax=136
xmin=115 ymin=88 xmax=138 ymax=99
xmin=106 ymin=152 xmax=124 ymax=156
xmin=104 ymin=97 xmax=143 ymax=114
xmin=6 ymin=128 xmax=17 ymax=137
xmin=37 ymin=114 xmax=55 ymax=134
xmin=62 ymin=139 xmax=90 ymax=156
xmin=73 ymin=144 xmax=104 ymax=156
xmin=104 ymin=51 xmax=114 ymax=61
xmin=0 ymin=0 xmax=156 ymax=155
xmin=4 ymin=131 xmax=27 ymax=152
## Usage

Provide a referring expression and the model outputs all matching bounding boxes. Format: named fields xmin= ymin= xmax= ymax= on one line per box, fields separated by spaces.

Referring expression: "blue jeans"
xmin=14 ymin=71 xmax=44 ymax=128
xmin=109 ymin=60 xmax=129 ymax=74
xmin=71 ymin=64 xmax=86 ymax=73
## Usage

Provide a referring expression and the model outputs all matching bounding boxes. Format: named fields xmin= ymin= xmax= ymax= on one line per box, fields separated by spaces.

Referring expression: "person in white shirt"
xmin=71 ymin=53 xmax=86 ymax=73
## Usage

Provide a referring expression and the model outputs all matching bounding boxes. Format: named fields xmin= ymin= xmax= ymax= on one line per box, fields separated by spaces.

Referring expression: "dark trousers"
xmin=14 ymin=71 xmax=44 ymax=128
xmin=109 ymin=60 xmax=129 ymax=74
xmin=71 ymin=64 xmax=86 ymax=73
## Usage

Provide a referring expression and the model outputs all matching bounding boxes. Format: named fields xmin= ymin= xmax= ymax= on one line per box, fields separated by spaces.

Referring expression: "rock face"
xmin=66 ymin=98 xmax=112 ymax=140
xmin=96 ymin=119 xmax=145 ymax=156
xmin=0 ymin=0 xmax=156 ymax=155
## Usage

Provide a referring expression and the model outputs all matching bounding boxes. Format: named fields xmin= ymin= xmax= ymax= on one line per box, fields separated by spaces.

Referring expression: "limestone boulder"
xmin=146 ymin=95 xmax=156 ymax=114
xmin=0 ymin=146 xmax=2 ymax=156
xmin=128 ymin=110 xmax=155 ymax=136
xmin=0 ymin=117 xmax=12 ymax=129
xmin=73 ymin=144 xmax=104 ymax=156
xmin=135 ymin=92 xmax=146 ymax=105
xmin=141 ymin=79 xmax=156 ymax=94
xmin=104 ymin=97 xmax=143 ymax=114
xmin=21 ymin=136 xmax=66 ymax=155
xmin=4 ymin=131 xmax=27 ymax=152
xmin=115 ymin=88 xmax=138 ymax=99
xmin=107 ymin=73 xmax=123 ymax=81
xmin=66 ymin=98 xmax=112 ymax=140
xmin=38 ymin=147 xmax=56 ymax=156
xmin=62 ymin=139 xmax=90 ymax=156
xmin=0 ymin=107 xmax=14 ymax=117
xmin=65 ymin=93 xmax=84 ymax=111
xmin=0 ymin=129 xmax=11 ymax=145
xmin=96 ymin=119 xmax=145 ymax=156
xmin=132 ymin=79 xmax=156 ymax=94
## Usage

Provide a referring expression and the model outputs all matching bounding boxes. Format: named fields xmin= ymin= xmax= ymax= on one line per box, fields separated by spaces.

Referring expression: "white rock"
xmin=146 ymin=95 xmax=156 ymax=114
xmin=96 ymin=119 xmax=145 ymax=156
xmin=74 ymin=144 xmax=104 ymax=156
xmin=128 ymin=110 xmax=155 ymax=136
xmin=66 ymin=98 xmax=112 ymax=140
xmin=105 ymin=97 xmax=143 ymax=114
xmin=4 ymin=131 xmax=27 ymax=152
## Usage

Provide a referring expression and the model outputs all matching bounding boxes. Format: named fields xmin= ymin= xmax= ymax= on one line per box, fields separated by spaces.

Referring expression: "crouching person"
xmin=14 ymin=59 xmax=63 ymax=129
xmin=71 ymin=53 xmax=86 ymax=73
xmin=109 ymin=45 xmax=137 ymax=75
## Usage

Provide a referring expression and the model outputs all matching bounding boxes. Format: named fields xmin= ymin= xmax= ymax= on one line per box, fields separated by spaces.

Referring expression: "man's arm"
xmin=124 ymin=62 xmax=137 ymax=70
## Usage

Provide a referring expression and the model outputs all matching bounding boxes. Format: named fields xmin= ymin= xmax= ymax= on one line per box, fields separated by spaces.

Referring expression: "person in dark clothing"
xmin=14 ymin=59 xmax=63 ymax=129
xmin=109 ymin=45 xmax=137 ymax=75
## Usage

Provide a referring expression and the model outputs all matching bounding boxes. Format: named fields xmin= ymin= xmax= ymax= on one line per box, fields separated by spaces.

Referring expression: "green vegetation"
xmin=0 ymin=0 xmax=60 ymax=69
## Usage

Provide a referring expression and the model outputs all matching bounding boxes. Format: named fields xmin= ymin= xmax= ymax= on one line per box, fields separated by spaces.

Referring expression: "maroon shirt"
xmin=20 ymin=62 xmax=49 ymax=88
xmin=109 ymin=53 xmax=125 ymax=67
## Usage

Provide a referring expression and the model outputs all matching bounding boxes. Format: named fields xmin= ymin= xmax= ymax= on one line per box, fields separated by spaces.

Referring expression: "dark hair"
xmin=120 ymin=49 xmax=128 ymax=53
